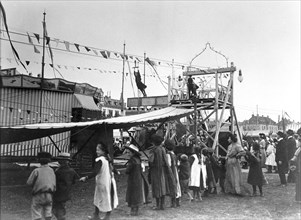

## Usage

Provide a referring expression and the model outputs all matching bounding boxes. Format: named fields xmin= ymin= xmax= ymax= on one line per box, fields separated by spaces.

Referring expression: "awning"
xmin=73 ymin=94 xmax=100 ymax=111
xmin=0 ymin=106 xmax=194 ymax=144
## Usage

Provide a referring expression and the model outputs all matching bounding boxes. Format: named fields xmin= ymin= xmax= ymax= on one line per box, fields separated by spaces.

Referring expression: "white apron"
xmin=94 ymin=156 xmax=118 ymax=212
xmin=189 ymin=154 xmax=201 ymax=187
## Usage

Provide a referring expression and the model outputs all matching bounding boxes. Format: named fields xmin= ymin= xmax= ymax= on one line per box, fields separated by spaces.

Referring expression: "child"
xmin=188 ymin=146 xmax=203 ymax=201
xmin=125 ymin=144 xmax=149 ymax=216
xmin=26 ymin=152 xmax=56 ymax=220
xmin=53 ymin=152 xmax=80 ymax=220
xmin=245 ymin=142 xmax=265 ymax=196
xmin=178 ymin=154 xmax=193 ymax=201
xmin=80 ymin=143 xmax=118 ymax=220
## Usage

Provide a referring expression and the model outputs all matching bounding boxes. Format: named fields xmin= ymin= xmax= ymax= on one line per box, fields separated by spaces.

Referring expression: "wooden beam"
xmin=183 ymin=66 xmax=236 ymax=76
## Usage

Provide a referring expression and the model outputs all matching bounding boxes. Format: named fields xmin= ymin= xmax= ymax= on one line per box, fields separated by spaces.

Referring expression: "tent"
xmin=0 ymin=106 xmax=194 ymax=145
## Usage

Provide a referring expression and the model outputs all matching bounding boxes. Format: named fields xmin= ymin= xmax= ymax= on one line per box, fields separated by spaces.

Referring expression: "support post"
xmin=230 ymin=62 xmax=234 ymax=134
xmin=214 ymin=71 xmax=219 ymax=154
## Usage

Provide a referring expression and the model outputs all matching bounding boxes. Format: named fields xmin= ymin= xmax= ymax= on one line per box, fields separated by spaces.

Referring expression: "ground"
xmin=0 ymin=164 xmax=300 ymax=220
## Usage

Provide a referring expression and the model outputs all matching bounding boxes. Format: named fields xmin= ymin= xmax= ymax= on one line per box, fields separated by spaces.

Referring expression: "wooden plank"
xmin=183 ymin=66 xmax=236 ymax=76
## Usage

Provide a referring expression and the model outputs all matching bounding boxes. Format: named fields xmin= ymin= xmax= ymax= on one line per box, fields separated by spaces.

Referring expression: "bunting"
xmin=74 ymin=43 xmax=80 ymax=52
xmin=34 ymin=33 xmax=40 ymax=43
xmin=0 ymin=2 xmax=28 ymax=72
xmin=27 ymin=32 xmax=40 ymax=53
xmin=64 ymin=41 xmax=70 ymax=51
xmin=100 ymin=51 xmax=108 ymax=59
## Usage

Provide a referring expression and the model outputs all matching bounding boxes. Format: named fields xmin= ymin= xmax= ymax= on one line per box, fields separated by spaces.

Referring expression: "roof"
xmin=0 ymin=106 xmax=194 ymax=144
xmin=73 ymin=94 xmax=100 ymax=111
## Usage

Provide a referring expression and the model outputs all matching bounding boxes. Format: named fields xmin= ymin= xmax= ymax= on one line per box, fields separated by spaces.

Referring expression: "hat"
xmin=286 ymin=129 xmax=294 ymax=136
xmin=180 ymin=154 xmax=188 ymax=162
xmin=125 ymin=144 xmax=139 ymax=154
xmin=56 ymin=152 xmax=71 ymax=160
xmin=259 ymin=133 xmax=266 ymax=139
xmin=277 ymin=131 xmax=285 ymax=138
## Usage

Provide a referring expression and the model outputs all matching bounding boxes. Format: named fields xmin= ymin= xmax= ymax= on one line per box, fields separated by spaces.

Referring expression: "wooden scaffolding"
xmin=169 ymin=61 xmax=243 ymax=155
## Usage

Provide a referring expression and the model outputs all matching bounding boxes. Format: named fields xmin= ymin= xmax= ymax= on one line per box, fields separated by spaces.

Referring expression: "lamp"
xmin=238 ymin=70 xmax=243 ymax=83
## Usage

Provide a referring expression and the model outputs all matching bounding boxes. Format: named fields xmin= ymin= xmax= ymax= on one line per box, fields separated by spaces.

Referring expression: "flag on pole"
xmin=43 ymin=21 xmax=54 ymax=65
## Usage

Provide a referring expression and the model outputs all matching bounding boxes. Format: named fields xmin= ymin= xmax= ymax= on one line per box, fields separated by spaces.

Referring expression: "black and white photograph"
xmin=0 ymin=1 xmax=300 ymax=220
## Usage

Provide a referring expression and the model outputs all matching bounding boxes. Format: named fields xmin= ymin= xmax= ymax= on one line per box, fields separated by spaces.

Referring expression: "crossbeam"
xmin=183 ymin=66 xmax=236 ymax=76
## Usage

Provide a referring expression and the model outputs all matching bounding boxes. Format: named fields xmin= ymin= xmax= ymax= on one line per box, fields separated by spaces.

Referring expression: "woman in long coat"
xmin=148 ymin=134 xmax=173 ymax=210
xmin=125 ymin=144 xmax=149 ymax=216
xmin=165 ymin=139 xmax=181 ymax=207
xmin=224 ymin=133 xmax=246 ymax=195
xmin=80 ymin=143 xmax=118 ymax=220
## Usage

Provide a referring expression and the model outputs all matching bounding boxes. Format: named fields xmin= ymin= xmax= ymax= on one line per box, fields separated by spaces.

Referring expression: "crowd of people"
xmin=26 ymin=129 xmax=301 ymax=220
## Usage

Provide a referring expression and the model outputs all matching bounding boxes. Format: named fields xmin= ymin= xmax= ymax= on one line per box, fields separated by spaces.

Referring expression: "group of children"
xmin=27 ymin=151 xmax=79 ymax=220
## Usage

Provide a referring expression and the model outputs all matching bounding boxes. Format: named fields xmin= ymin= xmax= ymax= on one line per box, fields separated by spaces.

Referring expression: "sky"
xmin=1 ymin=1 xmax=300 ymax=123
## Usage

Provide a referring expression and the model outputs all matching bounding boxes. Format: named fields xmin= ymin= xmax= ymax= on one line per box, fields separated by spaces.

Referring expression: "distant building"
xmin=242 ymin=114 xmax=278 ymax=136
xmin=100 ymin=95 xmax=125 ymax=117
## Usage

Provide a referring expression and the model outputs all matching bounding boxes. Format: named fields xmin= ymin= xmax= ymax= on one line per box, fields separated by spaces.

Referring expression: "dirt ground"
xmin=1 ymin=165 xmax=300 ymax=220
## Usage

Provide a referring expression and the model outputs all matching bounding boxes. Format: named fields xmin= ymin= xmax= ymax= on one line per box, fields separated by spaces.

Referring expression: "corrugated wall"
xmin=0 ymin=88 xmax=73 ymax=157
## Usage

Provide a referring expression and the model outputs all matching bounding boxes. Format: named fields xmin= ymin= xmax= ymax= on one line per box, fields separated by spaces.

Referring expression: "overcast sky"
xmin=1 ymin=1 xmax=300 ymax=123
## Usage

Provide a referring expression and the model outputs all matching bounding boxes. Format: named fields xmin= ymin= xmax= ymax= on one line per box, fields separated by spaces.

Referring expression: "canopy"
xmin=73 ymin=94 xmax=100 ymax=111
xmin=0 ymin=106 xmax=194 ymax=144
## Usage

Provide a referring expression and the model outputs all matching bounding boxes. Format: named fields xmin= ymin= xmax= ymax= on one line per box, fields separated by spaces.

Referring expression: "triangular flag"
xmin=53 ymin=38 xmax=60 ymax=47
xmin=27 ymin=32 xmax=33 ymax=44
xmin=114 ymin=53 xmax=119 ymax=58
xmin=74 ymin=43 xmax=80 ymax=52
xmin=64 ymin=41 xmax=70 ymax=51
xmin=45 ymin=36 xmax=50 ymax=45
xmin=34 ymin=33 xmax=40 ymax=43
xmin=93 ymin=50 xmax=98 ymax=56
xmin=100 ymin=51 xmax=108 ymax=59
xmin=26 ymin=110 xmax=31 ymax=114
xmin=106 ymin=51 xmax=110 ymax=58
xmin=25 ymin=61 xmax=30 ymax=65
xmin=34 ymin=45 xmax=40 ymax=54
xmin=85 ymin=46 xmax=91 ymax=52
xmin=18 ymin=108 xmax=21 ymax=113
xmin=9 ymin=107 xmax=13 ymax=112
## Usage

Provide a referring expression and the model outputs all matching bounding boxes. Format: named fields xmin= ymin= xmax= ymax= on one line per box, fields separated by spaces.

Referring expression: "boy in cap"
xmin=27 ymin=152 xmax=56 ymax=220
xmin=53 ymin=152 xmax=80 ymax=220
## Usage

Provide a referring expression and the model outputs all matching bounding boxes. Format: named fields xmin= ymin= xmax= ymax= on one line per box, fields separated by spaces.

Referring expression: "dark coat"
xmin=166 ymin=151 xmax=178 ymax=197
xmin=286 ymin=137 xmax=297 ymax=160
xmin=149 ymin=145 xmax=174 ymax=198
xmin=245 ymin=151 xmax=265 ymax=186
xmin=54 ymin=164 xmax=79 ymax=202
xmin=179 ymin=161 xmax=190 ymax=180
xmin=125 ymin=154 xmax=149 ymax=207
xmin=275 ymin=138 xmax=288 ymax=169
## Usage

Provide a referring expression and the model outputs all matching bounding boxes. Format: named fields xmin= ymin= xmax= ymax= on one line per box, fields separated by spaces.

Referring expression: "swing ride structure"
xmin=166 ymin=42 xmax=243 ymax=156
